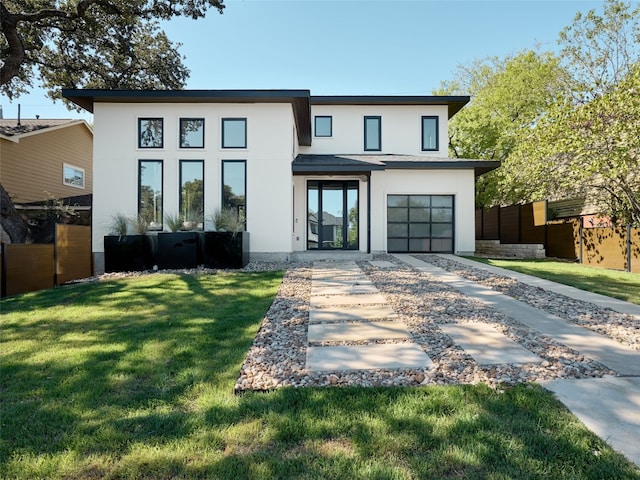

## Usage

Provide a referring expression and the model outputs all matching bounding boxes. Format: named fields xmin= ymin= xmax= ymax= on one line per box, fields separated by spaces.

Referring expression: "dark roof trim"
xmin=293 ymin=154 xmax=500 ymax=177
xmin=62 ymin=89 xmax=313 ymax=146
xmin=311 ymin=95 xmax=470 ymax=118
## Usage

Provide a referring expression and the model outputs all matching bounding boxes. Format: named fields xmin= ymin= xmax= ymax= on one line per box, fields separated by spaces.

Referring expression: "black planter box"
xmin=156 ymin=231 xmax=199 ymax=270
xmin=199 ymin=231 xmax=249 ymax=269
xmin=104 ymin=235 xmax=155 ymax=272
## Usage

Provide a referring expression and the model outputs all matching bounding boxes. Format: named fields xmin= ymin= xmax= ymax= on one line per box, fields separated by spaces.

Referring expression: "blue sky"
xmin=2 ymin=0 xmax=608 ymax=121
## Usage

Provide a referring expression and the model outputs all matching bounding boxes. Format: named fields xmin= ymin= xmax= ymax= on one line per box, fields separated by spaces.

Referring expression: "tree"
xmin=558 ymin=0 xmax=640 ymax=102
xmin=436 ymin=50 xmax=569 ymax=206
xmin=0 ymin=0 xmax=225 ymax=101
xmin=506 ymin=66 xmax=640 ymax=225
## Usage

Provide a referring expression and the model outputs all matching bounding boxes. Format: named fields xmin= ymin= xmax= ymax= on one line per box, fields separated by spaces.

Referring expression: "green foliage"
xmin=558 ymin=0 xmax=640 ymax=102
xmin=506 ymin=65 xmax=640 ymax=225
xmin=108 ymin=212 xmax=129 ymax=236
xmin=0 ymin=0 xmax=225 ymax=102
xmin=130 ymin=213 xmax=151 ymax=235
xmin=211 ymin=207 xmax=246 ymax=233
xmin=164 ymin=212 xmax=183 ymax=232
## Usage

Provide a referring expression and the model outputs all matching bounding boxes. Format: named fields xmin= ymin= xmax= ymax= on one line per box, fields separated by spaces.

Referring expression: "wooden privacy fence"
xmin=476 ymin=202 xmax=640 ymax=273
xmin=1 ymin=224 xmax=92 ymax=297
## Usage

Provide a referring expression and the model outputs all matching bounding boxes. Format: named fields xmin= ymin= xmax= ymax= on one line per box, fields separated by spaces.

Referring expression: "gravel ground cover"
xmin=234 ymin=255 xmax=637 ymax=392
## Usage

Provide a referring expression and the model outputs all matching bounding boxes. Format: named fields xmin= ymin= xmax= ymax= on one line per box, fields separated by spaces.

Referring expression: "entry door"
xmin=307 ymin=181 xmax=358 ymax=250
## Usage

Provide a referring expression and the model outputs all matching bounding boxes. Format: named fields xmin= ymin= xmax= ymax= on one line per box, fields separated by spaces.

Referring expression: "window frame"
xmin=314 ymin=115 xmax=333 ymax=137
xmin=179 ymin=160 xmax=205 ymax=230
xmin=364 ymin=115 xmax=382 ymax=151
xmin=179 ymin=118 xmax=205 ymax=149
xmin=221 ymin=118 xmax=247 ymax=149
xmin=138 ymin=118 xmax=164 ymax=149
xmin=138 ymin=159 xmax=164 ymax=231
xmin=221 ymin=160 xmax=247 ymax=227
xmin=62 ymin=163 xmax=85 ymax=189
xmin=421 ymin=116 xmax=439 ymax=152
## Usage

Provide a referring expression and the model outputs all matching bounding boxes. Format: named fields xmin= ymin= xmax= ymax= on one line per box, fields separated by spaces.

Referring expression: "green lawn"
xmin=2 ymin=272 xmax=639 ymax=479
xmin=466 ymin=257 xmax=640 ymax=305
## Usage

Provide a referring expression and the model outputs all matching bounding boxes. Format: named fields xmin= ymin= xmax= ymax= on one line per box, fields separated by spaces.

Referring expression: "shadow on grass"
xmin=2 ymin=271 xmax=638 ymax=479
xmin=1 ymin=272 xmax=282 ymax=459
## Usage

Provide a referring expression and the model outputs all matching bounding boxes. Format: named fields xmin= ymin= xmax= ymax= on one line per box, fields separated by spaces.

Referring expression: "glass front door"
xmin=307 ymin=181 xmax=358 ymax=250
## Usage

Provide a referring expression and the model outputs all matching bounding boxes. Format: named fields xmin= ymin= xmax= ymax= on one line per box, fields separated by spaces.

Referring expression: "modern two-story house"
xmin=62 ymin=89 xmax=499 ymax=272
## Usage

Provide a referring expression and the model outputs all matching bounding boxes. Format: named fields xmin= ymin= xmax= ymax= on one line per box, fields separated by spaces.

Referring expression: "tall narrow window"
xmin=179 ymin=118 xmax=205 ymax=148
xmin=314 ymin=116 xmax=332 ymax=137
xmin=221 ymin=118 xmax=247 ymax=148
xmin=364 ymin=116 xmax=381 ymax=151
xmin=138 ymin=160 xmax=163 ymax=230
xmin=180 ymin=160 xmax=204 ymax=230
xmin=222 ymin=160 xmax=246 ymax=226
xmin=422 ymin=116 xmax=439 ymax=151
xmin=138 ymin=118 xmax=163 ymax=148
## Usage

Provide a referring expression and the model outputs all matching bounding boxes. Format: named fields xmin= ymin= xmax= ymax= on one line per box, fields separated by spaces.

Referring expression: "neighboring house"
xmin=62 ymin=89 xmax=499 ymax=272
xmin=0 ymin=119 xmax=93 ymax=205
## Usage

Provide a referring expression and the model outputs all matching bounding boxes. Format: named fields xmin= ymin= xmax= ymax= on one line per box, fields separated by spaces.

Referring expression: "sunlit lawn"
xmin=1 ymin=272 xmax=638 ymax=479
xmin=466 ymin=257 xmax=640 ymax=305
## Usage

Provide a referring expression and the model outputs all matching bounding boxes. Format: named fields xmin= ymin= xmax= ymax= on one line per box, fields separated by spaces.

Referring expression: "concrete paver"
xmin=394 ymin=254 xmax=640 ymax=375
xmin=439 ymin=323 xmax=543 ymax=365
xmin=310 ymin=292 xmax=389 ymax=307
xmin=308 ymin=321 xmax=412 ymax=342
xmin=311 ymin=281 xmax=379 ymax=296
xmin=544 ymin=376 xmax=640 ymax=467
xmin=309 ymin=304 xmax=398 ymax=323
xmin=306 ymin=343 xmax=433 ymax=371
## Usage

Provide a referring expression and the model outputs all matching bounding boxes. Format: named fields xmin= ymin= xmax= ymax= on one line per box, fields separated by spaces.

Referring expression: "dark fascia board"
xmin=383 ymin=159 xmax=500 ymax=177
xmin=310 ymin=95 xmax=470 ymax=118
xmin=61 ymin=88 xmax=313 ymax=146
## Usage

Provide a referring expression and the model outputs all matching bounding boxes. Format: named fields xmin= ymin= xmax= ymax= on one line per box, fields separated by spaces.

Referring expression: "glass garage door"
xmin=387 ymin=195 xmax=454 ymax=253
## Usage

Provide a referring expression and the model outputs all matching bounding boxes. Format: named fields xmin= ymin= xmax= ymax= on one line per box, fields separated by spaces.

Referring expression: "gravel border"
xmin=233 ymin=255 xmax=639 ymax=392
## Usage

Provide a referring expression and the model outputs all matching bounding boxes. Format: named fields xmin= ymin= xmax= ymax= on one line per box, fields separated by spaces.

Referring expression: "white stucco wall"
xmin=369 ymin=169 xmax=477 ymax=254
xmin=300 ymin=105 xmax=449 ymax=156
xmin=92 ymin=102 xmax=296 ymax=258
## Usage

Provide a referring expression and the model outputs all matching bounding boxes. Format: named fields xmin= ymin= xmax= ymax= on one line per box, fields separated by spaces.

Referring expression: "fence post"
xmin=627 ymin=224 xmax=632 ymax=273
xmin=578 ymin=217 xmax=584 ymax=265
xmin=1 ymin=243 xmax=5 ymax=298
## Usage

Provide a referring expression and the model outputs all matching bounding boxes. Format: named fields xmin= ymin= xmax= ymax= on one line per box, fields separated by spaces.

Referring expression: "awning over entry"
xmin=292 ymin=154 xmax=499 ymax=177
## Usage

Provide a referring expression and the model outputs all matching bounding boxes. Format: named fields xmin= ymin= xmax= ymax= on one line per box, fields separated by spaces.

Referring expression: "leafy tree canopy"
xmin=505 ymin=65 xmax=640 ymax=225
xmin=0 ymin=0 xmax=225 ymax=102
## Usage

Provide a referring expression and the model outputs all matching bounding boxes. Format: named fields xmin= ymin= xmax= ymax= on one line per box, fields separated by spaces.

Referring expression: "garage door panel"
xmin=387 ymin=194 xmax=454 ymax=254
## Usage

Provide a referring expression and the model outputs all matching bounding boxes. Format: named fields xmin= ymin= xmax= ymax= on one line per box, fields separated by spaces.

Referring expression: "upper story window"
xmin=138 ymin=118 xmax=163 ymax=148
xmin=314 ymin=116 xmax=332 ymax=137
xmin=422 ymin=116 xmax=439 ymax=151
xmin=222 ymin=118 xmax=247 ymax=148
xmin=364 ymin=116 xmax=381 ymax=151
xmin=179 ymin=118 xmax=205 ymax=148
xmin=63 ymin=163 xmax=85 ymax=189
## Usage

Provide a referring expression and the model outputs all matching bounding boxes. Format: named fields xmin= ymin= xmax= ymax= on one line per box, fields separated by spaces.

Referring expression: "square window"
xmin=364 ymin=116 xmax=381 ymax=151
xmin=314 ymin=116 xmax=332 ymax=137
xmin=179 ymin=118 xmax=205 ymax=148
xmin=422 ymin=116 xmax=439 ymax=151
xmin=222 ymin=118 xmax=247 ymax=148
xmin=138 ymin=118 xmax=163 ymax=148
xmin=63 ymin=163 xmax=85 ymax=189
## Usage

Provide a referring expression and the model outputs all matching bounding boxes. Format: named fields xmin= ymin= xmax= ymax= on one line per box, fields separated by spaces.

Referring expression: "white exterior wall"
xmin=369 ymin=169 xmax=476 ymax=254
xmin=300 ymin=105 xmax=449 ymax=155
xmin=92 ymin=102 xmax=296 ymax=257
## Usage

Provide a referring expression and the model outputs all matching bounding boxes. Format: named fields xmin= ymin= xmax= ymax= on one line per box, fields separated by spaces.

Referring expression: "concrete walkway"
xmin=305 ymin=256 xmax=640 ymax=467
xmin=306 ymin=261 xmax=433 ymax=372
